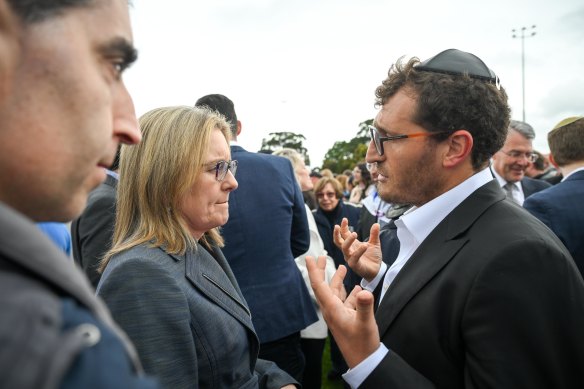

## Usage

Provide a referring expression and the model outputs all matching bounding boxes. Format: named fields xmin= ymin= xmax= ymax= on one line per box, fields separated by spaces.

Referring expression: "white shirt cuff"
xmin=360 ymin=262 xmax=387 ymax=292
xmin=342 ymin=343 xmax=389 ymax=388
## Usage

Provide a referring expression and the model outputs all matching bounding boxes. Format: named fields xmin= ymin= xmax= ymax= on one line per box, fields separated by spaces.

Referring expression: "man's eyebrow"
xmin=99 ymin=37 xmax=138 ymax=65
xmin=372 ymin=122 xmax=389 ymax=135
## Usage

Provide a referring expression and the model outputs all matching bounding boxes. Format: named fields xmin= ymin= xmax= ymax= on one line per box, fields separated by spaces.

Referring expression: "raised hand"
xmin=306 ymin=255 xmax=380 ymax=368
xmin=333 ymin=218 xmax=383 ymax=281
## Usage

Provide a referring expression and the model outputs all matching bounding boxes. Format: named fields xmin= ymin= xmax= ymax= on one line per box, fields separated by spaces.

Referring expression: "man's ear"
xmin=442 ymin=130 xmax=473 ymax=168
xmin=0 ymin=0 xmax=18 ymax=101
xmin=548 ymin=153 xmax=559 ymax=169
xmin=236 ymin=120 xmax=242 ymax=137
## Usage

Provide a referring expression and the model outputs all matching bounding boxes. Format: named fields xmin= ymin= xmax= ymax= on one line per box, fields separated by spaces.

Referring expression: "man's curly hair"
xmin=375 ymin=57 xmax=510 ymax=170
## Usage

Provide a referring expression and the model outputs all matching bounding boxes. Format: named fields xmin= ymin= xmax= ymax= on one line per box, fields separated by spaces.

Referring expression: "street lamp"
xmin=512 ymin=25 xmax=537 ymax=123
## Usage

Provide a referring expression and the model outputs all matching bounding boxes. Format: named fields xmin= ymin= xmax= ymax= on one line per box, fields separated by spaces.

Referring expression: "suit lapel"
xmin=375 ymin=180 xmax=504 ymax=336
xmin=521 ymin=177 xmax=534 ymax=197
xmin=184 ymin=243 xmax=255 ymax=334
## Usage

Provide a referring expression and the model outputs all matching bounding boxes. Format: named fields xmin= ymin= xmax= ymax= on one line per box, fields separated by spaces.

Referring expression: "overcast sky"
xmin=125 ymin=0 xmax=584 ymax=168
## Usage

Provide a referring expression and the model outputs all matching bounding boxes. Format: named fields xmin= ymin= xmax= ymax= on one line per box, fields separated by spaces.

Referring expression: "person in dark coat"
xmin=524 ymin=116 xmax=584 ymax=277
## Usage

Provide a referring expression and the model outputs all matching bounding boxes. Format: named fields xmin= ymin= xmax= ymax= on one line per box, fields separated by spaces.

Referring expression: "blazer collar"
xmin=181 ymin=243 xmax=256 ymax=334
xmin=0 ymin=202 xmax=145 ymax=372
xmin=564 ymin=169 xmax=584 ymax=182
xmin=230 ymin=144 xmax=246 ymax=153
xmin=375 ymin=180 xmax=505 ymax=335
xmin=103 ymin=173 xmax=118 ymax=188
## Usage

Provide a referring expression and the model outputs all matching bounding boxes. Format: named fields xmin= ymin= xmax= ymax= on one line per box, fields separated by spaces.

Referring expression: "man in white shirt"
xmin=491 ymin=120 xmax=551 ymax=205
xmin=307 ymin=49 xmax=584 ymax=388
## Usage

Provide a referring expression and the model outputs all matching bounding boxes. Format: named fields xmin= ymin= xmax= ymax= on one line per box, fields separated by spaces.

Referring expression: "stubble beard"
xmin=376 ymin=149 xmax=441 ymax=207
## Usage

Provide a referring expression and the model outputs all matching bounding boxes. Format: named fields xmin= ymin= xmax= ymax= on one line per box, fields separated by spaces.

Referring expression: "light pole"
xmin=512 ymin=25 xmax=536 ymax=123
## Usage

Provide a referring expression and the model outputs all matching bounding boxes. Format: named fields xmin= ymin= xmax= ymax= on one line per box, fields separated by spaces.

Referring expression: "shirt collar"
xmin=562 ymin=166 xmax=584 ymax=181
xmin=106 ymin=169 xmax=119 ymax=180
xmin=398 ymin=168 xmax=493 ymax=245
xmin=491 ymin=166 xmax=521 ymax=190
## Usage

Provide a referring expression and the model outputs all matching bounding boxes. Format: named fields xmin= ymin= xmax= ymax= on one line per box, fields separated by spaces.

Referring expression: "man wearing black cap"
xmin=307 ymin=49 xmax=584 ymax=388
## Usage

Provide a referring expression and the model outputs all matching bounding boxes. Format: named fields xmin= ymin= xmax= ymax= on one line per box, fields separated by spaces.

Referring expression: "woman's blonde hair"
xmin=272 ymin=148 xmax=304 ymax=185
xmin=99 ymin=106 xmax=232 ymax=272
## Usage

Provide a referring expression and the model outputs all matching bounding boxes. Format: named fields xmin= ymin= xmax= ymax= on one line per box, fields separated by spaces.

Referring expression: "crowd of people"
xmin=1 ymin=1 xmax=583 ymax=389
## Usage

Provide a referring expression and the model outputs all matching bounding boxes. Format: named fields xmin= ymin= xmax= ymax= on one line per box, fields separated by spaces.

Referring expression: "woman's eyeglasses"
xmin=207 ymin=160 xmax=238 ymax=181
xmin=316 ymin=191 xmax=336 ymax=199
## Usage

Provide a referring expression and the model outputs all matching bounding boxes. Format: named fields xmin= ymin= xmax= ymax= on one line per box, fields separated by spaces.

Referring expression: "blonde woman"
xmin=97 ymin=106 xmax=297 ymax=389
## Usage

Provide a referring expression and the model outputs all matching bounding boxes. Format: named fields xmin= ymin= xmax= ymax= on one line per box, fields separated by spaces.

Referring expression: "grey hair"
xmin=509 ymin=120 xmax=535 ymax=140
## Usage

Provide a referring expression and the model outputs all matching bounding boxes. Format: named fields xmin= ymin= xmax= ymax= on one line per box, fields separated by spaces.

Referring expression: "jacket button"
xmin=75 ymin=323 xmax=101 ymax=347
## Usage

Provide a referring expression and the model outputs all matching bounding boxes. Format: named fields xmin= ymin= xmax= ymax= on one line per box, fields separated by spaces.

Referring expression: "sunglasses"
xmin=207 ymin=160 xmax=238 ymax=181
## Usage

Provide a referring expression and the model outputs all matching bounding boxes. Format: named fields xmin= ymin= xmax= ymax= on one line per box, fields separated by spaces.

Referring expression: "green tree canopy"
xmin=260 ymin=131 xmax=310 ymax=165
xmin=321 ymin=119 xmax=372 ymax=173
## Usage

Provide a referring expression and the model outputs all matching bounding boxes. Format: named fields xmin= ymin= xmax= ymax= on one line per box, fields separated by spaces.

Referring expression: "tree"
xmin=260 ymin=132 xmax=310 ymax=165
xmin=321 ymin=119 xmax=372 ymax=173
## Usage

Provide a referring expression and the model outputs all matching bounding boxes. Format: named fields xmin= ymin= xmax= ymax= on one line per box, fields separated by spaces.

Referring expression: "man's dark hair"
xmin=7 ymin=0 xmax=94 ymax=23
xmin=375 ymin=57 xmax=510 ymax=170
xmin=110 ymin=144 xmax=122 ymax=171
xmin=195 ymin=94 xmax=238 ymax=136
xmin=531 ymin=150 xmax=546 ymax=171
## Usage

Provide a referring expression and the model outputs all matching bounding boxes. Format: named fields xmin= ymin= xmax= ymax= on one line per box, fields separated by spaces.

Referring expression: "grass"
xmin=321 ymin=337 xmax=345 ymax=389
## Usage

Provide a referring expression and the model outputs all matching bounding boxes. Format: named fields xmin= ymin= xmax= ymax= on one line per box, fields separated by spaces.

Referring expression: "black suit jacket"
xmin=71 ymin=174 xmax=117 ymax=287
xmin=362 ymin=179 xmax=584 ymax=388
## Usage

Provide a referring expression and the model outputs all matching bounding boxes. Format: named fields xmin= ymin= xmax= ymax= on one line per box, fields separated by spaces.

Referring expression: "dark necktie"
xmin=503 ymin=182 xmax=518 ymax=204
xmin=379 ymin=219 xmax=400 ymax=267
xmin=374 ymin=221 xmax=400 ymax=310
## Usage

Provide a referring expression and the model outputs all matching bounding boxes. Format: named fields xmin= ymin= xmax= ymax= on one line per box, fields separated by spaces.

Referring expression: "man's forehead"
xmin=374 ymin=92 xmax=416 ymax=130
xmin=505 ymin=130 xmax=532 ymax=147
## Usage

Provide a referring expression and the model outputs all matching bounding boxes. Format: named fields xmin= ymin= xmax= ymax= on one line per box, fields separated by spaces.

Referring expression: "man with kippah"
xmin=524 ymin=116 xmax=584 ymax=278
xmin=307 ymin=49 xmax=584 ymax=388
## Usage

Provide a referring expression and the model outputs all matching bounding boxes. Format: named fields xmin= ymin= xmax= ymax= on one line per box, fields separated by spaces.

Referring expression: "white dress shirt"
xmin=492 ymin=168 xmax=525 ymax=205
xmin=343 ymin=168 xmax=495 ymax=388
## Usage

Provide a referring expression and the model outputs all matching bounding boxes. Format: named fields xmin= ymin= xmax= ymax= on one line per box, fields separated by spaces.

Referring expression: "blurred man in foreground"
xmin=0 ymin=1 xmax=156 ymax=387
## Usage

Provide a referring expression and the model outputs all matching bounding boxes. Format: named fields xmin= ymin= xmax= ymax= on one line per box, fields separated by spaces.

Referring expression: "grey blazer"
xmin=0 ymin=202 xmax=150 ymax=388
xmin=97 ymin=241 xmax=296 ymax=389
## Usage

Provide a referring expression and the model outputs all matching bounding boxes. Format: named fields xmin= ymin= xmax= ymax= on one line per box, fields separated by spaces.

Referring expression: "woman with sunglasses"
xmin=97 ymin=106 xmax=297 ymax=389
